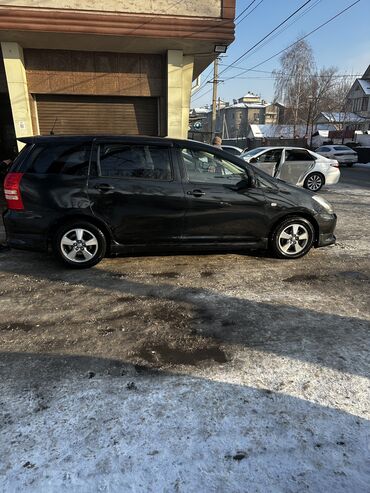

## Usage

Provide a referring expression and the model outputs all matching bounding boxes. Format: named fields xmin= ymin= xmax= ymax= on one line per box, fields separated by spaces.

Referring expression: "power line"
xmin=234 ymin=0 xmax=259 ymax=22
xmin=236 ymin=0 xmax=264 ymax=25
xmin=219 ymin=0 xmax=313 ymax=77
xmin=224 ymin=0 xmax=362 ymax=82
xmin=193 ymin=0 xmax=315 ymax=101
xmin=233 ymin=0 xmax=323 ymax=64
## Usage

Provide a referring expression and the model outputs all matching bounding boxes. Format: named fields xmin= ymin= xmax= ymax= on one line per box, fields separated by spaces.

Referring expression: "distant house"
xmin=314 ymin=111 xmax=367 ymax=129
xmin=247 ymin=124 xmax=311 ymax=140
xmin=346 ymin=65 xmax=370 ymax=130
xmin=202 ymin=93 xmax=282 ymax=139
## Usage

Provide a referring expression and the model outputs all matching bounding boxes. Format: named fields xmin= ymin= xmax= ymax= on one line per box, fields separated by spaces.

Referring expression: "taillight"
xmin=330 ymin=161 xmax=339 ymax=168
xmin=3 ymin=172 xmax=24 ymax=210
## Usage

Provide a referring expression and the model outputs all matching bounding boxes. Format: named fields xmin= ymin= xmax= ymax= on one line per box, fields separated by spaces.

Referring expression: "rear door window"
xmin=98 ymin=144 xmax=172 ymax=181
xmin=285 ymin=149 xmax=315 ymax=161
xmin=28 ymin=144 xmax=91 ymax=175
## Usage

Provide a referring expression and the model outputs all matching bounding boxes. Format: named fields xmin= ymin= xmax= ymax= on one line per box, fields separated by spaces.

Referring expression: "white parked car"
xmin=221 ymin=145 xmax=244 ymax=156
xmin=240 ymin=146 xmax=340 ymax=191
xmin=315 ymin=145 xmax=358 ymax=167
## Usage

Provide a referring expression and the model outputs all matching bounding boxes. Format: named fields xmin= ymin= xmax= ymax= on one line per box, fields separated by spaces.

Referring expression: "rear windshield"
xmin=8 ymin=144 xmax=32 ymax=172
xmin=26 ymin=143 xmax=91 ymax=175
xmin=333 ymin=146 xmax=351 ymax=151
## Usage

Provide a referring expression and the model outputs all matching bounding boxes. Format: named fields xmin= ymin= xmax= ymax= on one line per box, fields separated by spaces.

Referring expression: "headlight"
xmin=312 ymin=195 xmax=334 ymax=214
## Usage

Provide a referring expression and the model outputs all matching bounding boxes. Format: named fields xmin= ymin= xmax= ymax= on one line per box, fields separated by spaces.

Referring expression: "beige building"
xmin=0 ymin=0 xmax=235 ymax=156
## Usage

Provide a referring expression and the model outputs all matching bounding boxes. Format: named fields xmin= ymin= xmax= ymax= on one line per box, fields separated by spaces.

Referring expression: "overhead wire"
xmin=192 ymin=0 xmax=361 ymax=103
xmin=192 ymin=0 xmax=315 ymax=101
xmin=223 ymin=0 xmax=362 ymax=82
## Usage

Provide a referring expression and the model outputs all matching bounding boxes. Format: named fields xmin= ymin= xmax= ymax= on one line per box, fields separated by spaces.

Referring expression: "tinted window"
xmin=29 ymin=144 xmax=91 ymax=175
xmin=317 ymin=147 xmax=330 ymax=152
xmin=285 ymin=149 xmax=314 ymax=161
xmin=99 ymin=144 xmax=172 ymax=180
xmin=333 ymin=146 xmax=351 ymax=151
xmin=180 ymin=148 xmax=245 ymax=184
xmin=257 ymin=149 xmax=282 ymax=163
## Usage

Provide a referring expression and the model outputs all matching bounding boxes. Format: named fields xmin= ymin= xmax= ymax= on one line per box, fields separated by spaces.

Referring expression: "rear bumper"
xmin=325 ymin=168 xmax=340 ymax=185
xmin=6 ymin=231 xmax=47 ymax=252
xmin=3 ymin=210 xmax=48 ymax=252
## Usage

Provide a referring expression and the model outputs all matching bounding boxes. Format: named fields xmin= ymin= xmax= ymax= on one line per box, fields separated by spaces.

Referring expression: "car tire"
xmin=53 ymin=221 xmax=107 ymax=269
xmin=304 ymin=173 xmax=324 ymax=191
xmin=271 ymin=217 xmax=315 ymax=259
xmin=347 ymin=163 xmax=354 ymax=168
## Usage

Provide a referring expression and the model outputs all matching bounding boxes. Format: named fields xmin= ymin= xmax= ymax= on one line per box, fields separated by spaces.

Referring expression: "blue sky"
xmin=191 ymin=0 xmax=370 ymax=107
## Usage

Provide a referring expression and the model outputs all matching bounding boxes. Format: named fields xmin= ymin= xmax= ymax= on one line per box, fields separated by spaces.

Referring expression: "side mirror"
xmin=228 ymin=177 xmax=254 ymax=192
xmin=249 ymin=157 xmax=258 ymax=163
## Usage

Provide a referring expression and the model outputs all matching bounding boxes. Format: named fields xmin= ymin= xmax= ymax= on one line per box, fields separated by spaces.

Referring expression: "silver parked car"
xmin=314 ymin=145 xmax=358 ymax=167
xmin=240 ymin=146 xmax=340 ymax=191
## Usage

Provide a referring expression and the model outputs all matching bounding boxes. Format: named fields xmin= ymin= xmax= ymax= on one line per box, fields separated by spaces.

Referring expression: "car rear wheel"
xmin=53 ymin=221 xmax=107 ymax=268
xmin=271 ymin=217 xmax=315 ymax=259
xmin=304 ymin=173 xmax=324 ymax=191
xmin=347 ymin=163 xmax=354 ymax=168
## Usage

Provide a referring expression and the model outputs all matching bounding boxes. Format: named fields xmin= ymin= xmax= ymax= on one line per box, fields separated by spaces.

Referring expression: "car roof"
xmin=17 ymin=135 xmax=245 ymax=158
xmin=245 ymin=146 xmax=308 ymax=152
xmin=18 ymin=134 xmax=219 ymax=148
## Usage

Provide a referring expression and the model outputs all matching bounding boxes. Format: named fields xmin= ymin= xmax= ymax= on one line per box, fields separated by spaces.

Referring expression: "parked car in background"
xmin=240 ymin=146 xmax=340 ymax=192
xmin=3 ymin=135 xmax=337 ymax=268
xmin=315 ymin=145 xmax=358 ymax=167
xmin=221 ymin=145 xmax=243 ymax=156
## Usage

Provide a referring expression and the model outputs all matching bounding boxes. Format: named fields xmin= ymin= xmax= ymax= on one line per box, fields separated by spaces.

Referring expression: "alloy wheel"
xmin=306 ymin=174 xmax=323 ymax=191
xmin=278 ymin=223 xmax=310 ymax=256
xmin=60 ymin=228 xmax=99 ymax=263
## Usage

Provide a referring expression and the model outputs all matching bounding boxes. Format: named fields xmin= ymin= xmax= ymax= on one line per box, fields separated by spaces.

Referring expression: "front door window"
xmin=181 ymin=148 xmax=245 ymax=185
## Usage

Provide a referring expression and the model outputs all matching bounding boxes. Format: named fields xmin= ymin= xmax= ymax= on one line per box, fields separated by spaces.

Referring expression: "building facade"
xmin=210 ymin=93 xmax=280 ymax=139
xmin=346 ymin=64 xmax=370 ymax=130
xmin=0 ymin=1 xmax=235 ymax=156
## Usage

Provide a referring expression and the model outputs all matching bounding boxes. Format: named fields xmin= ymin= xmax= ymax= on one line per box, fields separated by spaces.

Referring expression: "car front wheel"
xmin=53 ymin=221 xmax=107 ymax=268
xmin=271 ymin=217 xmax=315 ymax=259
xmin=304 ymin=172 xmax=324 ymax=191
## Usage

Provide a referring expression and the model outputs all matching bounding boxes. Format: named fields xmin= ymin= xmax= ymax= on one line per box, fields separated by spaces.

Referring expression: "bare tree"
xmin=273 ymin=39 xmax=315 ymax=133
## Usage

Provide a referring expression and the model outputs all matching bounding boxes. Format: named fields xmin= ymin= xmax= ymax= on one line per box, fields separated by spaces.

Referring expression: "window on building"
xmin=361 ymin=97 xmax=368 ymax=111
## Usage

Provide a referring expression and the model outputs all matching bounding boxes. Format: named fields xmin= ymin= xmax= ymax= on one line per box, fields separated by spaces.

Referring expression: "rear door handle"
xmin=187 ymin=189 xmax=205 ymax=197
xmin=95 ymin=184 xmax=115 ymax=192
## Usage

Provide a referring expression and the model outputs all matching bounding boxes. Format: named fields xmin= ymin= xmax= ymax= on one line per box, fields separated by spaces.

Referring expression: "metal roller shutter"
xmin=36 ymin=94 xmax=158 ymax=136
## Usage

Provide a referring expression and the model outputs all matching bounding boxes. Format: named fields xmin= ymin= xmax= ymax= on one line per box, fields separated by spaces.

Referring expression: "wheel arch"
xmin=269 ymin=213 xmax=320 ymax=247
xmin=48 ymin=214 xmax=112 ymax=253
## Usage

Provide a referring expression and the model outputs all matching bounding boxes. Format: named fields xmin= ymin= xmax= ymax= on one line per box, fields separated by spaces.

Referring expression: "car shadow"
xmin=0 ymin=250 xmax=369 ymax=379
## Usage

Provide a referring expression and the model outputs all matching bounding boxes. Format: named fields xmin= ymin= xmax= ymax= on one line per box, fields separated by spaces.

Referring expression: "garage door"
xmin=36 ymin=94 xmax=158 ymax=136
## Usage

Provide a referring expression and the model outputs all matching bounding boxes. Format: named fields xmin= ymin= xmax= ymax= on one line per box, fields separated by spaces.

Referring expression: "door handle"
xmin=187 ymin=189 xmax=205 ymax=197
xmin=95 ymin=184 xmax=115 ymax=192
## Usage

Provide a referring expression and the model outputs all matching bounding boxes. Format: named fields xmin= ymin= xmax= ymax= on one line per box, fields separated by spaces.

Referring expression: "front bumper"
xmin=315 ymin=212 xmax=337 ymax=248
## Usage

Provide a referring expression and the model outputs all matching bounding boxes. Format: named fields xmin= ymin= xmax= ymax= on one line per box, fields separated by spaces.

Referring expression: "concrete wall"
xmin=1 ymin=42 xmax=33 ymax=150
xmin=0 ymin=1 xmax=222 ymax=17
xmin=167 ymin=50 xmax=194 ymax=139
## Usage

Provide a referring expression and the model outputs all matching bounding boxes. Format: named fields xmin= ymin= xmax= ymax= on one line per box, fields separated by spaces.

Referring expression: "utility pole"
xmin=211 ymin=57 xmax=219 ymax=141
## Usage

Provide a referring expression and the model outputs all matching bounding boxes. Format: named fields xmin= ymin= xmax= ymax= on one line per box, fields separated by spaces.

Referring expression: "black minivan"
xmin=3 ymin=135 xmax=336 ymax=268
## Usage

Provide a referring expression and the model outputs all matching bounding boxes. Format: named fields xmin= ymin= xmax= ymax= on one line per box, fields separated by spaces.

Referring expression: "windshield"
xmin=241 ymin=147 xmax=268 ymax=157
